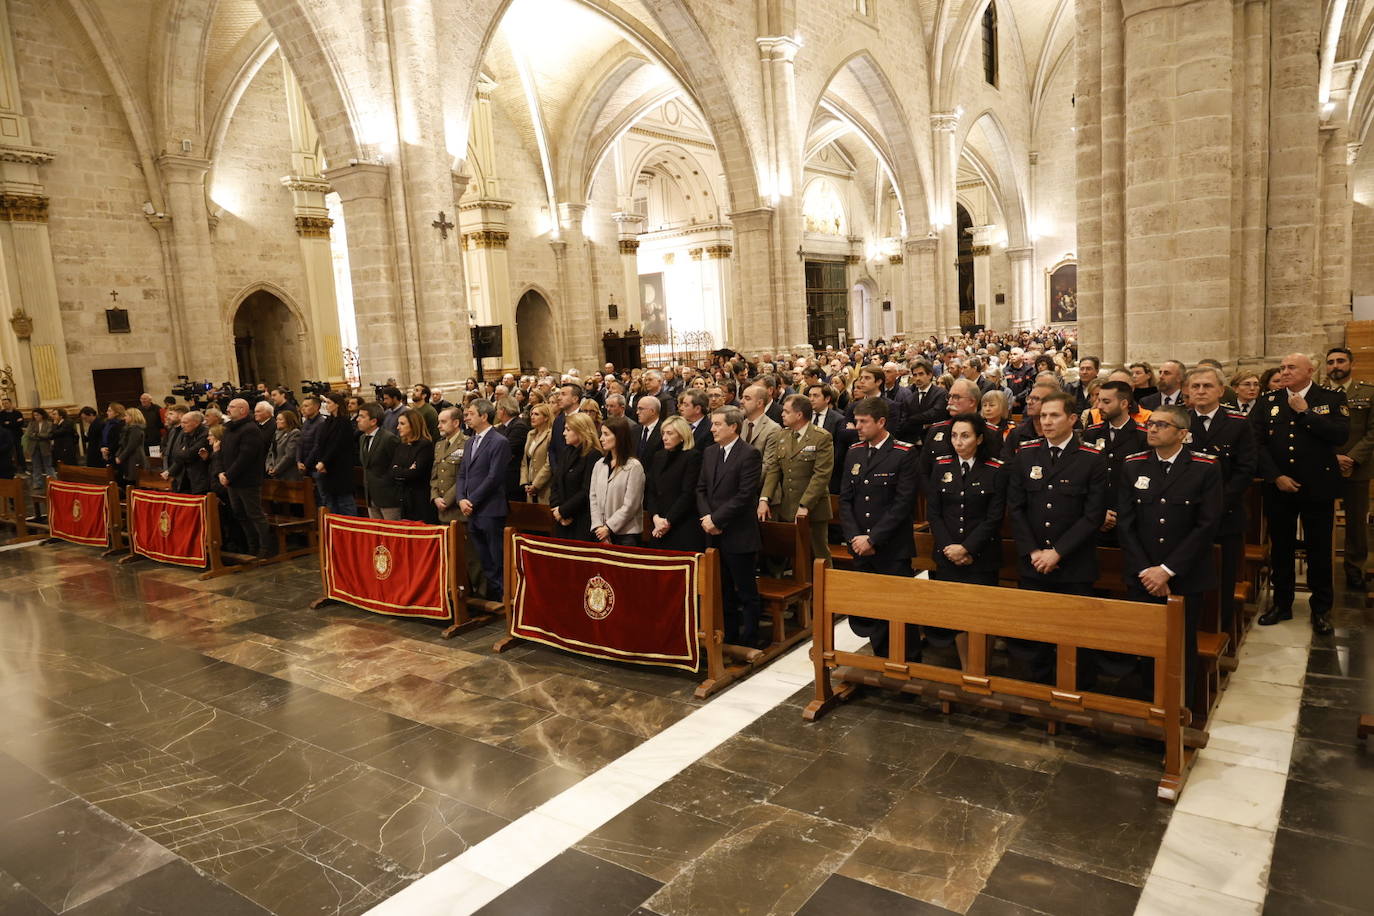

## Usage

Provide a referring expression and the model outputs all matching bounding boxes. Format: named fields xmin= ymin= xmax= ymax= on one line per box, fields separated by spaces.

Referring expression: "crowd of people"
xmin=4 ymin=325 xmax=1367 ymax=687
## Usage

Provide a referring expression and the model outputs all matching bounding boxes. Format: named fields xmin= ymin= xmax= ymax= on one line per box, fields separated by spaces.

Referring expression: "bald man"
xmin=219 ymin=398 xmax=272 ymax=557
xmin=1251 ymin=353 xmax=1350 ymax=634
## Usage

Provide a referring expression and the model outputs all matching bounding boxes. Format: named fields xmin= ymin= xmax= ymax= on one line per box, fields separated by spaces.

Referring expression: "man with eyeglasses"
xmin=1005 ymin=380 xmax=1059 ymax=451
xmin=1186 ymin=366 xmax=1257 ymax=635
xmin=1251 ymin=353 xmax=1349 ymax=634
xmin=1117 ymin=404 xmax=1224 ymax=705
xmin=917 ymin=379 xmax=987 ymax=487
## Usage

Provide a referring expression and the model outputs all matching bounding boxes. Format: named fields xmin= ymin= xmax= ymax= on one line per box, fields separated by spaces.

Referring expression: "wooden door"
xmin=91 ymin=368 xmax=144 ymax=411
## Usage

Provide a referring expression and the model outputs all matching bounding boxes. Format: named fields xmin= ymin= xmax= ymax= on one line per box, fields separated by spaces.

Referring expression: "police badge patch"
xmin=941 ymin=472 xmax=953 ymax=483
xmin=1135 ymin=476 xmax=1150 ymax=489
xmin=852 ymin=463 xmax=861 ymax=475
xmin=1030 ymin=466 xmax=1043 ymax=479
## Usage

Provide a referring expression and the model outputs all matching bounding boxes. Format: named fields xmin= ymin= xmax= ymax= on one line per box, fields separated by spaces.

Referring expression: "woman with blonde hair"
xmin=114 ymin=406 xmax=147 ymax=486
xmin=550 ymin=412 xmax=601 ymax=540
xmin=645 ymin=415 xmax=704 ymax=551
xmin=1231 ymin=370 xmax=1261 ymax=416
xmin=521 ymin=402 xmax=555 ymax=503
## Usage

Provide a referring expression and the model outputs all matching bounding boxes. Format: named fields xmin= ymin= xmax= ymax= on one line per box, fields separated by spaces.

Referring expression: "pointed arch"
xmin=956 ymin=110 xmax=1029 ymax=249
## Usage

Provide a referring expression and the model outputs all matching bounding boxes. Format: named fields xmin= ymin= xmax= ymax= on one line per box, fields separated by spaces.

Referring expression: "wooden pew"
xmin=135 ymin=469 xmax=173 ymax=491
xmin=260 ymin=479 xmax=319 ymax=561
xmin=755 ymin=518 xmax=814 ymax=655
xmin=56 ymin=463 xmax=115 ymax=484
xmin=505 ymin=500 xmax=557 ymax=536
xmin=0 ymin=477 xmax=40 ymax=544
xmin=806 ymin=563 xmax=1196 ymax=803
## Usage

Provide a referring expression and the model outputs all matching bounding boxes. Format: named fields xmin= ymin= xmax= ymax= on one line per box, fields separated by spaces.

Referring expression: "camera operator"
xmin=309 ymin=392 xmax=359 ymax=516
xmin=165 ymin=410 xmax=210 ymax=494
xmin=219 ymin=399 xmax=272 ymax=557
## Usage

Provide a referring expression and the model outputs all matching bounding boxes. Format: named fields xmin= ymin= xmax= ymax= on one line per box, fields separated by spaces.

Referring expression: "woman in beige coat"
xmin=521 ymin=403 xmax=554 ymax=503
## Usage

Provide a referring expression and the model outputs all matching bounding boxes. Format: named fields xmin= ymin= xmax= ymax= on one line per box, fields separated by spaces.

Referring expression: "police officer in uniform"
xmin=1251 ymin=353 xmax=1349 ymax=635
xmin=1185 ymin=366 xmax=1257 ymax=633
xmin=840 ymin=396 xmax=920 ymax=658
xmin=1118 ymin=404 xmax=1225 ymax=705
xmin=759 ymin=394 xmax=834 ymax=564
xmin=916 ymin=379 xmax=989 ymax=486
xmin=1081 ymin=380 xmax=1148 ymax=546
xmin=1007 ymin=391 xmax=1109 ymax=682
xmin=1324 ymin=347 xmax=1374 ymax=589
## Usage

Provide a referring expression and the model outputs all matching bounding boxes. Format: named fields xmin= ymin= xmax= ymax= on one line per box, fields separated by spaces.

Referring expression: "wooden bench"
xmin=806 ymin=563 xmax=1196 ymax=802
xmin=56 ymin=463 xmax=115 ymax=484
xmin=260 ymin=478 xmax=318 ymax=561
xmin=755 ymin=518 xmax=813 ymax=655
xmin=135 ymin=469 xmax=173 ymax=491
xmin=0 ymin=477 xmax=40 ymax=544
xmin=1360 ymin=714 xmax=1373 ymax=740
xmin=505 ymin=500 xmax=557 ymax=536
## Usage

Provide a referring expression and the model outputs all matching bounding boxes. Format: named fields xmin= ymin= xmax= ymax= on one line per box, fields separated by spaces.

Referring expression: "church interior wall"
xmin=210 ymin=54 xmax=313 ymax=375
xmin=1351 ymin=146 xmax=1374 ymax=306
xmin=10 ymin=0 xmax=173 ymax=407
xmin=1031 ymin=48 xmax=1077 ymax=325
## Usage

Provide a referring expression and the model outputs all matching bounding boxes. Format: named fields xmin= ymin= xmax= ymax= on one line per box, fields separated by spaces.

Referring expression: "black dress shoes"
xmin=1311 ymin=613 xmax=1334 ymax=636
xmin=1258 ymin=606 xmax=1293 ymax=626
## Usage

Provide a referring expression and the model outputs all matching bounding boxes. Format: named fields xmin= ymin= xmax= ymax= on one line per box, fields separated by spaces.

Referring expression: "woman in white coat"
xmin=589 ymin=414 xmax=645 ymax=547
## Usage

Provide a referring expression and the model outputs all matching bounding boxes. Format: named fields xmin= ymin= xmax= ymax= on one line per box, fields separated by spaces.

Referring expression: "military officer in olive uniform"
xmin=1251 ymin=353 xmax=1350 ymax=634
xmin=430 ymin=407 xmax=485 ymax=596
xmin=840 ymin=396 xmax=920 ymax=658
xmin=1324 ymin=347 xmax=1374 ymax=589
xmin=1185 ymin=366 xmax=1258 ymax=633
xmin=1118 ymin=404 xmax=1225 ymax=705
xmin=1081 ymin=380 xmax=1148 ymax=547
xmin=759 ymin=394 xmax=834 ymax=564
xmin=1006 ymin=392 xmax=1109 ymax=682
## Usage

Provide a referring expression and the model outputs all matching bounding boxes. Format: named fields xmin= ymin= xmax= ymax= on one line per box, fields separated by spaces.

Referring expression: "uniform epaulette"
xmin=1078 ymin=444 xmax=1101 ymax=454
xmin=891 ymin=440 xmax=913 ymax=451
xmin=935 ymin=455 xmax=956 ymax=464
xmin=987 ymin=458 xmax=1004 ymax=469
xmin=848 ymin=441 xmax=866 ymax=450
xmin=1191 ymin=452 xmax=1218 ymax=463
xmin=1225 ymin=411 xmax=1246 ymax=420
xmin=1133 ymin=423 xmax=1148 ymax=432
xmin=1123 ymin=450 xmax=1151 ymax=462
xmin=930 ymin=419 xmax=952 ymax=428
xmin=1017 ymin=438 xmax=1044 ymax=450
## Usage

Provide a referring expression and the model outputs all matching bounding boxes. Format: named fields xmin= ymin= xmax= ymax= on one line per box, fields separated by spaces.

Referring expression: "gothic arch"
xmin=934 ymin=0 xmax=1031 ymax=112
xmin=224 ymin=280 xmax=309 ymax=332
xmin=205 ymin=33 xmax=281 ymax=177
xmin=514 ymin=285 xmax=563 ymax=370
xmin=956 ymin=110 xmax=1029 ymax=249
xmin=149 ymin=0 xmax=214 ymax=145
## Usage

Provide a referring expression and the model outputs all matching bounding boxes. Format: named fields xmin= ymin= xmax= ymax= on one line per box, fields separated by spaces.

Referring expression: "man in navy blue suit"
xmin=457 ymin=398 xmax=510 ymax=599
xmin=696 ymin=406 xmax=764 ymax=648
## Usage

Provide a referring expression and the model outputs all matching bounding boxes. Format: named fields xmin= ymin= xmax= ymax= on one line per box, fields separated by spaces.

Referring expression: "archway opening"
xmin=956 ymin=202 xmax=975 ymax=329
xmin=516 ymin=291 xmax=558 ymax=373
xmin=232 ymin=290 xmax=305 ymax=387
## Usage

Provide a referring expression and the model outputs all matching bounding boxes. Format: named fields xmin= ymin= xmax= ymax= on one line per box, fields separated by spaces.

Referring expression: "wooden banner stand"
xmin=37 ymin=480 xmax=124 ymax=556
xmin=117 ymin=490 xmax=256 ymax=580
xmin=308 ymin=510 xmax=496 ymax=636
xmin=0 ymin=478 xmax=45 ymax=545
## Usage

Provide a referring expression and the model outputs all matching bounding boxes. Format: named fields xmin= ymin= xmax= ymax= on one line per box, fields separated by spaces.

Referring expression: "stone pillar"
xmin=968 ymin=224 xmax=993 ymax=327
xmin=158 ymin=155 xmax=229 ymax=381
xmin=554 ymin=203 xmax=596 ymax=369
xmin=461 ymin=199 xmax=514 ymax=370
xmin=1318 ymin=66 xmax=1355 ymax=349
xmin=1006 ymin=246 xmax=1036 ymax=328
xmin=930 ymin=112 xmax=960 ymax=336
xmin=905 ymin=236 xmax=939 ymax=336
xmin=757 ymin=35 xmax=806 ymax=350
xmin=384 ymin=0 xmax=472 ymax=385
xmin=324 ymin=163 xmax=406 ymax=383
xmin=727 ymin=206 xmax=779 ymax=351
xmin=1075 ymin=0 xmax=1106 ymax=362
xmin=612 ymin=211 xmax=644 ymax=331
xmin=706 ymin=242 xmax=734 ymax=350
xmin=281 ymin=60 xmax=344 ymax=383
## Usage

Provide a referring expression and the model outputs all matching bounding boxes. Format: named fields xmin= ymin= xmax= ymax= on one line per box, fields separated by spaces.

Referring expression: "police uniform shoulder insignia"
xmin=935 ymin=455 xmax=956 ymax=464
xmin=1123 ymin=451 xmax=1150 ymax=462
xmin=1017 ymin=438 xmax=1044 ymax=450
xmin=987 ymin=458 xmax=1004 ymax=469
xmin=1190 ymin=451 xmax=1218 ymax=463
xmin=848 ymin=441 xmax=866 ymax=450
xmin=1078 ymin=444 xmax=1101 ymax=454
xmin=1225 ymin=411 xmax=1246 ymax=420
xmin=1134 ymin=423 xmax=1148 ymax=432
xmin=892 ymin=441 xmax=912 ymax=451
xmin=932 ymin=419 xmax=952 ymax=428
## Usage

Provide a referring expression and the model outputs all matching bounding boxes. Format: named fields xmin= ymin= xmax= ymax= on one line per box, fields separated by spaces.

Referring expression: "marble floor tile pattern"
xmin=1 ymin=541 xmax=1370 ymax=915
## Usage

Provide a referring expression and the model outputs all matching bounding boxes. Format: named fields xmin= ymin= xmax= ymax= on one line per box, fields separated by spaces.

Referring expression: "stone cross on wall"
xmin=432 ymin=211 xmax=455 ymax=239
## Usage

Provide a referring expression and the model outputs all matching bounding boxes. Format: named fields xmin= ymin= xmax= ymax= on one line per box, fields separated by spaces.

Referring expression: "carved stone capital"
xmin=0 ymin=193 xmax=48 ymax=222
xmin=1005 ymin=246 xmax=1035 ymax=261
xmin=888 ymin=254 xmax=904 ymax=265
xmin=294 ymin=215 xmax=334 ymax=238
xmin=688 ymin=248 xmax=704 ymax=260
xmin=464 ymin=229 xmax=509 ymax=249
xmin=280 ymin=176 xmax=332 ymax=194
xmin=844 ymin=254 xmax=862 ymax=264
xmin=705 ymin=244 xmax=733 ymax=259
xmin=930 ymin=112 xmax=960 ymax=133
xmin=0 ymin=144 xmax=55 ymax=166
xmin=618 ymin=238 xmax=640 ymax=254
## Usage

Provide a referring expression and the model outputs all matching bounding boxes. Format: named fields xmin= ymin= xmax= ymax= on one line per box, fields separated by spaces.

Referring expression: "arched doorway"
xmin=956 ymin=203 xmax=975 ymax=329
xmin=232 ymin=290 xmax=305 ymax=387
xmin=516 ymin=291 xmax=557 ymax=373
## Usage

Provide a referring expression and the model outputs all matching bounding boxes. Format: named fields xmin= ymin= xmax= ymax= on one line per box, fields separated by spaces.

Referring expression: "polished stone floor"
xmin=0 ymin=540 xmax=1370 ymax=915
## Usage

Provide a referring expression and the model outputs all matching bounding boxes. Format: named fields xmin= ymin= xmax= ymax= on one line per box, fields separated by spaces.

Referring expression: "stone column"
xmin=905 ymin=236 xmax=939 ymax=336
xmin=706 ymin=243 xmax=734 ymax=349
xmin=554 ymin=203 xmax=596 ymax=369
xmin=612 ymin=211 xmax=645 ymax=331
xmin=757 ymin=35 xmax=806 ymax=350
xmin=281 ymin=60 xmax=344 ymax=383
xmin=727 ymin=206 xmax=779 ymax=351
xmin=461 ymin=199 xmax=514 ymax=371
xmin=158 ymin=155 xmax=229 ymax=381
xmin=968 ymin=224 xmax=993 ymax=327
xmin=384 ymin=0 xmax=472 ymax=385
xmin=323 ymin=163 xmax=406 ymax=383
xmin=930 ymin=112 xmax=960 ymax=336
xmin=1006 ymin=246 xmax=1036 ymax=328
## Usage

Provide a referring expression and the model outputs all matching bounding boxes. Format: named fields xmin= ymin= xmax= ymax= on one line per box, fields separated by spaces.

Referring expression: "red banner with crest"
xmin=46 ymin=480 xmax=111 ymax=546
xmin=128 ymin=489 xmax=209 ymax=567
xmin=322 ymin=514 xmax=452 ymax=620
xmin=510 ymin=533 xmax=701 ymax=671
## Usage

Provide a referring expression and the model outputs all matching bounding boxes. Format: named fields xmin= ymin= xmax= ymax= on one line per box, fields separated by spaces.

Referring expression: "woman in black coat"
xmin=550 ymin=412 xmax=601 ymax=541
xmin=644 ymin=416 xmax=705 ymax=552
xmin=50 ymin=409 xmax=79 ymax=467
xmin=390 ymin=409 xmax=437 ymax=523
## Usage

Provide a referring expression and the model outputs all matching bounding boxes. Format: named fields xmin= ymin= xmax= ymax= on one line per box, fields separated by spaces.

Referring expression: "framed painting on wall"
xmin=1046 ymin=258 xmax=1077 ymax=324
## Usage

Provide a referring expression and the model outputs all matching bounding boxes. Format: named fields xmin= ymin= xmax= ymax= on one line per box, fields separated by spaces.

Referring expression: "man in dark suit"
xmin=696 ymin=406 xmax=764 ymax=648
xmin=633 ymin=370 xmax=676 ymax=421
xmin=1118 ymin=404 xmax=1224 ymax=703
xmin=494 ymin=396 xmax=529 ymax=502
xmin=166 ymin=410 xmax=211 ymax=494
xmin=806 ymin=382 xmax=847 ymax=494
xmin=1068 ymin=357 xmax=1100 ymax=413
xmin=548 ymin=382 xmax=583 ymax=474
xmin=79 ymin=407 xmax=105 ymax=468
xmin=840 ymin=396 xmax=920 ymax=658
xmin=219 ymin=398 xmax=272 ymax=557
xmin=679 ymin=390 xmax=714 ymax=451
xmin=1251 ymin=353 xmax=1350 ymax=634
xmin=1006 ymin=392 xmax=1109 ymax=681
xmin=1186 ymin=366 xmax=1257 ymax=633
xmin=1139 ymin=360 xmax=1186 ymax=410
xmin=357 ymin=402 xmax=401 ymax=520
xmin=901 ymin=359 xmax=948 ymax=446
xmin=458 ymin=398 xmax=510 ymax=599
xmin=634 ymin=395 xmax=665 ymax=466
xmin=1081 ymin=380 xmax=1148 ymax=546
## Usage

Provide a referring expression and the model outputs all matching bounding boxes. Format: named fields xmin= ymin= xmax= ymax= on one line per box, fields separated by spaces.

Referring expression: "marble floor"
xmin=0 ymin=541 xmax=1370 ymax=915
